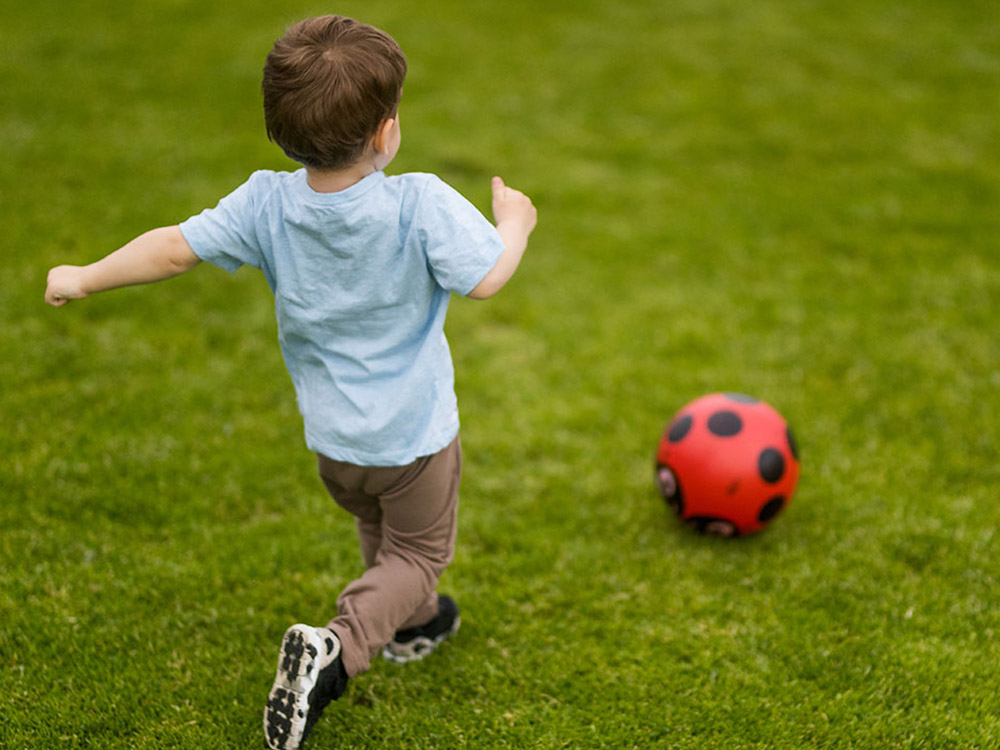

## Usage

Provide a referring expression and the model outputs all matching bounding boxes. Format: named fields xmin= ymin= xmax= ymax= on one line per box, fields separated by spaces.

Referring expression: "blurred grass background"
xmin=2 ymin=0 xmax=998 ymax=747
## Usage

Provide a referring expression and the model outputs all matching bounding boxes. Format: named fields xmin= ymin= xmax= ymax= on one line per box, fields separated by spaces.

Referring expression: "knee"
xmin=378 ymin=540 xmax=452 ymax=580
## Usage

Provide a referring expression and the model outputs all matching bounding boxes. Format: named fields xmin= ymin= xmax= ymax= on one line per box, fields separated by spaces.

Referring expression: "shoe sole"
xmin=382 ymin=615 xmax=461 ymax=664
xmin=264 ymin=625 xmax=338 ymax=750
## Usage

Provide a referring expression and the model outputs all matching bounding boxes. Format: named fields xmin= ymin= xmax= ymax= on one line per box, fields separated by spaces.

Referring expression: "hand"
xmin=468 ymin=177 xmax=537 ymax=299
xmin=491 ymin=176 xmax=537 ymax=235
xmin=45 ymin=265 xmax=89 ymax=307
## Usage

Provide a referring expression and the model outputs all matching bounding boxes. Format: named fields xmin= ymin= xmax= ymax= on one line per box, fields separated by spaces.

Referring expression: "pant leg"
xmin=318 ymin=468 xmax=384 ymax=569
xmin=316 ymin=437 xmax=461 ymax=678
xmin=354 ymin=518 xmax=382 ymax=569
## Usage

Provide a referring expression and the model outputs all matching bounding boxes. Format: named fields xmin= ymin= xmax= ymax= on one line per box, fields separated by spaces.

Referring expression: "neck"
xmin=305 ymin=162 xmax=378 ymax=193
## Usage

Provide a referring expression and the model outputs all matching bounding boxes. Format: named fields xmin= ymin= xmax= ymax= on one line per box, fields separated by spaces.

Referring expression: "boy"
xmin=45 ymin=14 xmax=537 ymax=750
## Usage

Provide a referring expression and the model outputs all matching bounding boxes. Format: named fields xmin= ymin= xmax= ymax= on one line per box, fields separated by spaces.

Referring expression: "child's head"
xmin=262 ymin=15 xmax=407 ymax=170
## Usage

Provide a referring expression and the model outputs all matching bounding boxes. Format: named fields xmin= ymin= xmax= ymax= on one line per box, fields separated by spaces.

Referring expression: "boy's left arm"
xmin=45 ymin=225 xmax=201 ymax=307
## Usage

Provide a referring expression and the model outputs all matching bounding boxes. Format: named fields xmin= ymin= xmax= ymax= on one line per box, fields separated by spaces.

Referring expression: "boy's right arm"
xmin=467 ymin=176 xmax=537 ymax=300
xmin=45 ymin=225 xmax=201 ymax=307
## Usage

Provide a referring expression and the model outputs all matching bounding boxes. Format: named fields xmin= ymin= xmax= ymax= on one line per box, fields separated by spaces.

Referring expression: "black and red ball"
xmin=655 ymin=393 xmax=800 ymax=536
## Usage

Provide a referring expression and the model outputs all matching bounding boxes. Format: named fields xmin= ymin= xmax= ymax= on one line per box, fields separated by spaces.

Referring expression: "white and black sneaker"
xmin=264 ymin=625 xmax=348 ymax=750
xmin=382 ymin=595 xmax=460 ymax=664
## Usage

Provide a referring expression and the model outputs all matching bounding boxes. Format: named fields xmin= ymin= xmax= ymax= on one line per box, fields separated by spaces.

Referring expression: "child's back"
xmin=180 ymin=168 xmax=504 ymax=466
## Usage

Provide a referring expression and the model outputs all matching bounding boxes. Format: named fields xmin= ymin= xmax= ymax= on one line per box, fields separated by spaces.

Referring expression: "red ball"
xmin=655 ymin=393 xmax=800 ymax=537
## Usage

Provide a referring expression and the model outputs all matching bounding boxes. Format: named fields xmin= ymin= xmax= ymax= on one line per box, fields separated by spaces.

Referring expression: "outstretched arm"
xmin=45 ymin=225 xmax=201 ymax=307
xmin=467 ymin=176 xmax=537 ymax=300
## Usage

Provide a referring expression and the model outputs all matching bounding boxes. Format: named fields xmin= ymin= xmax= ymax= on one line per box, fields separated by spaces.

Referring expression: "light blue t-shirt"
xmin=179 ymin=169 xmax=504 ymax=466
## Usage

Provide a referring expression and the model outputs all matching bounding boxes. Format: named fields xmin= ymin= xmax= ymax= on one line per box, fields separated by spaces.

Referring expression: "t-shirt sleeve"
xmin=178 ymin=174 xmax=264 ymax=273
xmin=417 ymin=177 xmax=505 ymax=296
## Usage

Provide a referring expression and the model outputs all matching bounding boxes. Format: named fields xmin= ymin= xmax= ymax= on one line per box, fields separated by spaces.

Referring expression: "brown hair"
xmin=262 ymin=15 xmax=407 ymax=170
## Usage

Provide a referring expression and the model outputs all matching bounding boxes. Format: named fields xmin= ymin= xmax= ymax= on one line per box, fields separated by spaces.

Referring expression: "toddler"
xmin=45 ymin=14 xmax=536 ymax=750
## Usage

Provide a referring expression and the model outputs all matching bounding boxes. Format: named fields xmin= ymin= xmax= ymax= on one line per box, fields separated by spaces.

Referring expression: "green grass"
xmin=2 ymin=0 xmax=999 ymax=747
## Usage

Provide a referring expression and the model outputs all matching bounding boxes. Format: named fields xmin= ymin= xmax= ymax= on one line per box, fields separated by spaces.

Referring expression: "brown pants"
xmin=317 ymin=437 xmax=461 ymax=677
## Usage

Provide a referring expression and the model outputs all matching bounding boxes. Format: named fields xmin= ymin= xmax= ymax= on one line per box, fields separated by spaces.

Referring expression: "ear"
xmin=372 ymin=117 xmax=397 ymax=156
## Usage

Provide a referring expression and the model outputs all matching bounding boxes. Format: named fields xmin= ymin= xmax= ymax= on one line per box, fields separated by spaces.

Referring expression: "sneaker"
xmin=382 ymin=594 xmax=460 ymax=664
xmin=264 ymin=625 xmax=348 ymax=750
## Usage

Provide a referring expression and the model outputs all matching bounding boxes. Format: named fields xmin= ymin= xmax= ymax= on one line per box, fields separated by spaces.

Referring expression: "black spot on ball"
xmin=707 ymin=410 xmax=743 ymax=437
xmin=758 ymin=495 xmax=786 ymax=522
xmin=668 ymin=415 xmax=693 ymax=443
xmin=758 ymin=448 xmax=785 ymax=483
xmin=787 ymin=426 xmax=799 ymax=462
xmin=724 ymin=392 xmax=758 ymax=404
xmin=687 ymin=517 xmax=738 ymax=537
xmin=667 ymin=487 xmax=684 ymax=517
xmin=656 ymin=464 xmax=684 ymax=517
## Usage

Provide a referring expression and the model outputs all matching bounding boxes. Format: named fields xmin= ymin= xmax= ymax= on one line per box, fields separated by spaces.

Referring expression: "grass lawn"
xmin=2 ymin=0 xmax=999 ymax=747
